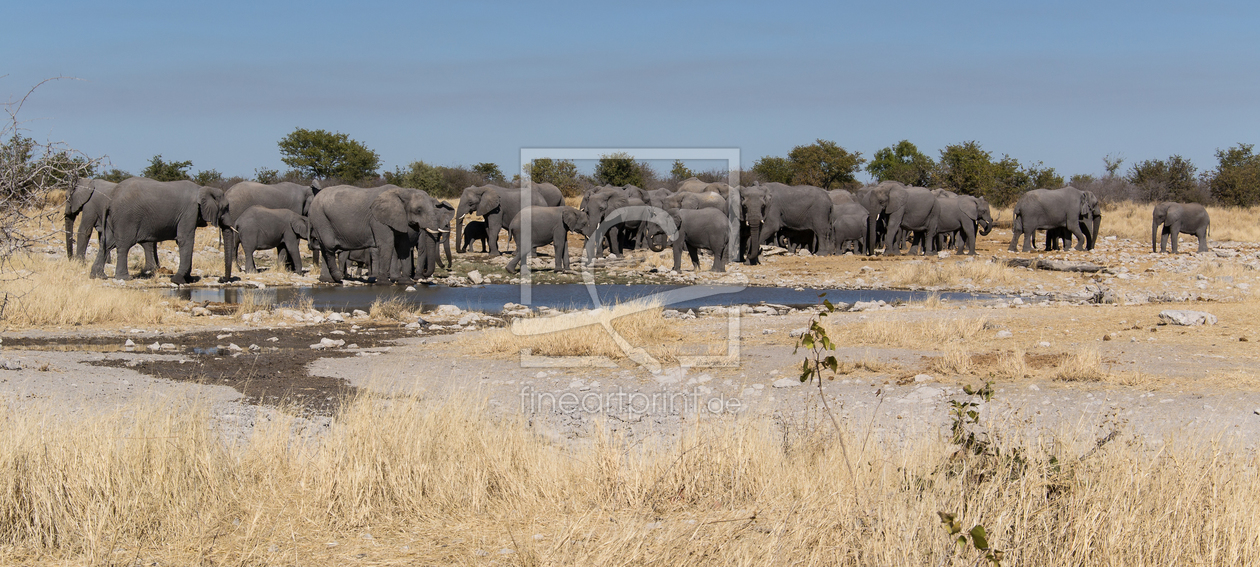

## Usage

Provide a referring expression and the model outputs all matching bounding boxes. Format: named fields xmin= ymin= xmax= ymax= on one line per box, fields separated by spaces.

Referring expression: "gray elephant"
xmin=675 ymin=177 xmax=730 ymax=198
xmin=830 ymin=201 xmax=869 ymax=255
xmin=757 ymin=183 xmax=834 ymax=255
xmin=308 ymin=184 xmax=444 ymax=284
xmin=931 ymin=196 xmax=992 ymax=255
xmin=581 ymin=186 xmax=633 ymax=257
xmin=1152 ymin=202 xmax=1210 ymax=253
xmin=535 ymin=182 xmax=565 ymax=207
xmin=217 ymin=181 xmax=316 ymax=282
xmin=454 ymin=185 xmax=546 ymax=256
xmin=644 ymin=208 xmax=730 ymax=272
xmin=460 ymin=218 xmax=490 ymax=253
xmin=1009 ymin=186 xmax=1099 ymax=252
xmin=64 ymin=178 xmax=160 ymax=272
xmin=664 ymin=191 xmax=726 ymax=213
xmin=735 ymin=185 xmax=771 ymax=264
xmin=232 ymin=206 xmax=311 ymax=273
xmin=90 ymin=178 xmax=224 ymax=284
xmin=433 ymin=201 xmax=456 ymax=270
xmin=505 ymin=206 xmax=589 ymax=273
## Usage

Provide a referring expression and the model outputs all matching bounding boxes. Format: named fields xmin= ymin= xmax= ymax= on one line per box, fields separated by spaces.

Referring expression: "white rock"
xmin=160 ymin=343 xmax=178 ymax=352
xmin=1158 ymin=310 xmax=1217 ymax=326
xmin=434 ymin=304 xmax=462 ymax=317
xmin=468 ymin=270 xmax=484 ymax=285
xmin=352 ymin=309 xmax=368 ymax=319
xmin=404 ymin=286 xmax=416 ymax=292
xmin=996 ymin=330 xmax=1013 ymax=339
xmin=191 ymin=307 xmax=212 ymax=317
xmin=788 ymin=328 xmax=809 ymax=338
xmin=124 ymin=339 xmax=135 ymax=347
xmin=0 ymin=358 xmax=21 ymax=371
xmin=1037 ymin=341 xmax=1051 ymax=348
xmin=772 ymin=378 xmax=802 ymax=388
xmin=310 ymin=338 xmax=346 ymax=350
xmin=227 ymin=343 xmax=243 ymax=352
xmin=914 ymin=374 xmax=933 ymax=383
xmin=327 ymin=312 xmax=345 ymax=323
xmin=1028 ymin=384 xmax=1040 ymax=391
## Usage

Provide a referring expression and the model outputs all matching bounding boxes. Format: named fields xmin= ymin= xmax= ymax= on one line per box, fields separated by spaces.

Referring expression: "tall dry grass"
xmin=1100 ymin=201 xmax=1260 ymax=243
xmin=886 ymin=260 xmax=1020 ymax=288
xmin=2 ymin=394 xmax=1259 ymax=564
xmin=826 ymin=315 xmax=989 ymax=349
xmin=0 ymin=254 xmax=172 ymax=327
xmin=470 ymin=299 xmax=682 ymax=361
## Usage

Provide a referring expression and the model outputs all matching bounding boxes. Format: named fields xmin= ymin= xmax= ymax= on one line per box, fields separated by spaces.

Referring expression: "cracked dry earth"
xmin=3 ymin=229 xmax=1260 ymax=451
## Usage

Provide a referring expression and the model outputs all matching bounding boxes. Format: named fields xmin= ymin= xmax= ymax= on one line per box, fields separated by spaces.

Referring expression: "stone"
xmin=914 ymin=374 xmax=933 ymax=382
xmin=1158 ymin=310 xmax=1217 ymax=326
xmin=404 ymin=286 xmax=416 ymax=292
xmin=996 ymin=330 xmax=1013 ymax=339
xmin=1037 ymin=341 xmax=1051 ymax=348
xmin=310 ymin=338 xmax=346 ymax=350
xmin=434 ymin=304 xmax=462 ymax=317
xmin=788 ymin=328 xmax=809 ymax=338
xmin=160 ymin=343 xmax=178 ymax=352
xmin=661 ymin=309 xmax=684 ymax=319
xmin=0 ymin=357 xmax=20 ymax=371
xmin=191 ymin=307 xmax=212 ymax=317
xmin=772 ymin=378 xmax=802 ymax=388
xmin=227 ymin=343 xmax=243 ymax=352
xmin=467 ymin=270 xmax=484 ymax=285
xmin=352 ymin=309 xmax=369 ymax=319
xmin=326 ymin=312 xmax=345 ymax=323
xmin=457 ymin=313 xmax=479 ymax=326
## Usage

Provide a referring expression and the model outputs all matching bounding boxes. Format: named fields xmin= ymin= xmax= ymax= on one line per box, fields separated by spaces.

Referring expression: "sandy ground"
xmin=4 ymin=227 xmax=1260 ymax=452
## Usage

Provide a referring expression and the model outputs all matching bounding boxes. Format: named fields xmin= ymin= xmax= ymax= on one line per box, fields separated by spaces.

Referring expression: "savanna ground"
xmin=2 ymin=200 xmax=1260 ymax=564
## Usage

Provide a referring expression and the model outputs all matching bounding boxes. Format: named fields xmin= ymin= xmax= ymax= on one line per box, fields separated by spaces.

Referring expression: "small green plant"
xmin=793 ymin=296 xmax=858 ymax=489
xmin=949 ymin=381 xmax=994 ymax=454
xmin=938 ymin=511 xmax=1004 ymax=566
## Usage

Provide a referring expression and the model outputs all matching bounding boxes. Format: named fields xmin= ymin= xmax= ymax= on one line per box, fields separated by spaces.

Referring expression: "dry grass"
xmin=3 ymin=394 xmax=1260 ymax=565
xmin=1099 ymin=201 xmax=1260 ymax=242
xmin=827 ymin=315 xmax=989 ymax=349
xmin=886 ymin=259 xmax=1020 ymax=288
xmin=929 ymin=344 xmax=973 ymax=376
xmin=368 ymin=295 xmax=421 ymax=321
xmin=0 ymin=254 xmax=174 ymax=328
xmin=1054 ymin=347 xmax=1108 ymax=382
xmin=470 ymin=299 xmax=682 ymax=362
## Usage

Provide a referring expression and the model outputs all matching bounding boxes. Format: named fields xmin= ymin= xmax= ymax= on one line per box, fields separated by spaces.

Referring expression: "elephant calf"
xmin=830 ymin=202 xmax=868 ymax=255
xmin=506 ymin=206 xmax=589 ymax=273
xmin=232 ymin=207 xmax=311 ymax=274
xmin=1153 ymin=202 xmax=1210 ymax=254
xmin=461 ymin=219 xmax=490 ymax=253
xmin=646 ymin=208 xmax=731 ymax=273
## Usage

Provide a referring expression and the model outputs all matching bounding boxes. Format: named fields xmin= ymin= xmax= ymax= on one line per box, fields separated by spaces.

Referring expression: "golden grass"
xmin=470 ymin=299 xmax=681 ymax=362
xmin=886 ymin=259 xmax=1019 ymax=288
xmin=368 ymin=295 xmax=421 ymax=321
xmin=929 ymin=343 xmax=973 ymax=376
xmin=3 ymin=394 xmax=1260 ymax=564
xmin=1053 ymin=347 xmax=1108 ymax=382
xmin=0 ymin=254 xmax=174 ymax=328
xmin=1099 ymin=201 xmax=1260 ymax=242
xmin=826 ymin=315 xmax=989 ymax=349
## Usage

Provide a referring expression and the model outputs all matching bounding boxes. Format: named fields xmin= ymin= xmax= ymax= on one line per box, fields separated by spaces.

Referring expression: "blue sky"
xmin=4 ymin=1 xmax=1257 ymax=181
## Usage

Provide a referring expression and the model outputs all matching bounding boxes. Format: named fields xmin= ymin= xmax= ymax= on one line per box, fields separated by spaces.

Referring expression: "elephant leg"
xmin=1197 ymin=228 xmax=1209 ymax=252
xmin=221 ymin=228 xmax=239 ymax=283
xmin=671 ymin=239 xmax=684 ymax=272
xmin=687 ymin=244 xmax=701 ymax=271
xmin=487 ymin=217 xmax=503 ymax=257
xmin=1068 ymin=222 xmax=1088 ymax=251
xmin=113 ymin=240 xmax=135 ymax=281
xmin=283 ymin=234 xmax=303 ymax=273
xmin=140 ymin=242 xmax=160 ymax=274
xmin=171 ymin=238 xmax=194 ymax=285
xmin=711 ymin=239 xmax=727 ymax=272
xmin=319 ymin=247 xmax=343 ymax=283
xmin=884 ymin=210 xmax=905 ymax=255
xmin=1161 ymin=227 xmax=1172 ymax=253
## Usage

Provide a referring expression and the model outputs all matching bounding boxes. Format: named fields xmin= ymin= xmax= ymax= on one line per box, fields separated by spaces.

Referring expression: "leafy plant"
xmin=938 ymin=511 xmax=1004 ymax=566
xmin=793 ymin=295 xmax=858 ymax=488
xmin=141 ymin=154 xmax=192 ymax=181
xmin=278 ymin=127 xmax=380 ymax=182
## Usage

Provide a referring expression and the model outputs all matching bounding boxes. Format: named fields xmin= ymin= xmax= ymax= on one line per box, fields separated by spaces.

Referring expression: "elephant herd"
xmin=62 ymin=175 xmax=1212 ymax=286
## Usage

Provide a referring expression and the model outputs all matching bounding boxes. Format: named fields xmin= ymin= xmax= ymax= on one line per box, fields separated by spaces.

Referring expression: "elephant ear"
xmin=435 ymin=201 xmax=455 ymax=228
xmin=562 ymin=206 xmax=586 ymax=232
xmin=199 ymin=187 xmax=223 ymax=227
xmin=475 ymin=186 xmax=501 ymax=217
xmin=67 ymin=182 xmax=95 ymax=213
xmin=1078 ymin=193 xmax=1092 ymax=217
xmin=960 ymin=199 xmax=979 ymax=222
xmin=370 ymin=187 xmax=411 ymax=233
xmin=291 ymin=215 xmax=312 ymax=241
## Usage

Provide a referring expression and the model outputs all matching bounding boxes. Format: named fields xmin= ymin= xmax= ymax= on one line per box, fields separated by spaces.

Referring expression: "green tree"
xmin=866 ymin=140 xmax=935 ymax=186
xmin=384 ymin=161 xmax=449 ymax=195
xmin=277 ymin=128 xmax=380 ymax=182
xmin=254 ymin=167 xmax=279 ymax=184
xmin=935 ymin=141 xmax=995 ymax=198
xmin=752 ymin=156 xmax=794 ymax=184
xmin=594 ymin=152 xmax=643 ymax=187
xmin=670 ymin=160 xmax=694 ymax=180
xmin=99 ymin=168 xmax=131 ymax=183
xmin=1127 ymin=155 xmax=1199 ymax=203
xmin=1207 ymin=143 xmax=1260 ymax=207
xmin=526 ymin=158 xmax=581 ymax=196
xmin=193 ymin=169 xmax=223 ymax=186
xmin=788 ymin=139 xmax=865 ymax=189
xmin=472 ymin=162 xmax=504 ymax=183
xmin=142 ymin=154 xmax=193 ymax=181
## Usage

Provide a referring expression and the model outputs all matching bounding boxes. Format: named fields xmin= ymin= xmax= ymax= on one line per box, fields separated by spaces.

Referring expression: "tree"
xmin=526 ymin=158 xmax=580 ymax=196
xmin=935 ymin=141 xmax=995 ymax=198
xmin=473 ymin=162 xmax=504 ymax=183
xmin=1103 ymin=154 xmax=1125 ymax=178
xmin=594 ymin=152 xmax=644 ymax=187
xmin=866 ymin=140 xmax=935 ymax=186
xmin=384 ymin=161 xmax=448 ymax=195
xmin=670 ymin=160 xmax=694 ymax=180
xmin=1207 ymin=143 xmax=1260 ymax=207
xmin=142 ymin=154 xmax=192 ymax=182
xmin=100 ymin=168 xmax=131 ymax=183
xmin=254 ymin=167 xmax=279 ymax=184
xmin=788 ymin=139 xmax=865 ymax=189
xmin=752 ymin=156 xmax=794 ymax=184
xmin=193 ymin=169 xmax=223 ymax=186
xmin=1127 ymin=155 xmax=1200 ymax=203
xmin=277 ymin=128 xmax=380 ymax=182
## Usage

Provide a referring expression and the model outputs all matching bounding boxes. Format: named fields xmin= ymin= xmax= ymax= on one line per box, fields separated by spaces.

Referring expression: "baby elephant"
xmin=646 ymin=208 xmax=730 ymax=272
xmin=1152 ymin=202 xmax=1210 ymax=254
xmin=232 ymin=206 xmax=311 ymax=273
xmin=461 ymin=218 xmax=491 ymax=253
xmin=506 ymin=206 xmax=589 ymax=273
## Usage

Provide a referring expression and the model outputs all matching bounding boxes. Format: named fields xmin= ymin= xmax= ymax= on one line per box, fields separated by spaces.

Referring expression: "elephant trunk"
xmin=1152 ymin=218 xmax=1160 ymax=253
xmin=455 ymin=202 xmax=469 ymax=253
xmin=978 ymin=217 xmax=992 ymax=236
xmin=746 ymin=223 xmax=763 ymax=265
xmin=64 ymin=212 xmax=77 ymax=258
xmin=1090 ymin=215 xmax=1101 ymax=250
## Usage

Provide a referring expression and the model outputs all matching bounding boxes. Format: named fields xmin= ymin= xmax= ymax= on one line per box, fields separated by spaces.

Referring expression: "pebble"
xmin=1037 ymin=341 xmax=1051 ymax=348
xmin=996 ymin=330 xmax=1013 ymax=339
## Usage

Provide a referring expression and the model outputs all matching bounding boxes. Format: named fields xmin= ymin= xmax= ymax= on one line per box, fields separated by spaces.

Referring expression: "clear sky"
xmin=4 ymin=0 xmax=1257 ymax=182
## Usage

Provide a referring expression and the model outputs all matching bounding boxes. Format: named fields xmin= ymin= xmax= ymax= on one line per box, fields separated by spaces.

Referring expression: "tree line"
xmin=85 ymin=127 xmax=1260 ymax=207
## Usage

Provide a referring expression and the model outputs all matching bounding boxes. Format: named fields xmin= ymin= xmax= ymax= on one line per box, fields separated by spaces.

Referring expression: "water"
xmin=167 ymin=284 xmax=1006 ymax=313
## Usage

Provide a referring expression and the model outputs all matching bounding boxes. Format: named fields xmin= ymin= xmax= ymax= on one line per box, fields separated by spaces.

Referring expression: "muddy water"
xmin=166 ymin=284 xmax=1007 ymax=313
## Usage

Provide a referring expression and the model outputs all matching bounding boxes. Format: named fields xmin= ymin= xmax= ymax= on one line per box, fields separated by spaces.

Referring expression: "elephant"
xmin=1152 ymin=202 xmax=1210 ymax=253
xmin=505 ymin=206 xmax=589 ymax=273
xmin=643 ymin=208 xmax=730 ymax=272
xmin=232 ymin=206 xmax=311 ymax=273
xmin=433 ymin=201 xmax=456 ymax=270
xmin=454 ymin=184 xmax=547 ymax=256
xmin=64 ymin=178 xmax=160 ymax=272
xmin=855 ymin=182 xmax=905 ymax=255
xmin=217 ymin=181 xmax=316 ymax=283
xmin=1009 ymin=186 xmax=1100 ymax=252
xmin=931 ymin=196 xmax=993 ymax=255
xmin=736 ymin=184 xmax=772 ymax=265
xmin=535 ymin=182 xmax=565 ymax=207
xmin=460 ymin=218 xmax=491 ymax=253
xmin=675 ymin=177 xmax=730 ymax=198
xmin=90 ymin=178 xmax=224 ymax=284
xmin=308 ymin=184 xmax=444 ymax=284
xmin=581 ymin=186 xmax=633 ymax=257
xmin=758 ymin=183 xmax=834 ymax=255
xmin=869 ymin=184 xmax=938 ymax=256
xmin=830 ymin=201 xmax=869 ymax=255
xmin=664 ymin=191 xmax=726 ymax=213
